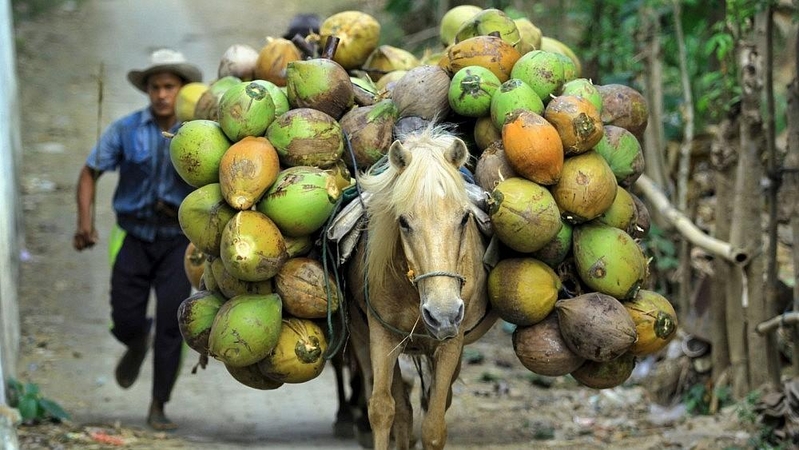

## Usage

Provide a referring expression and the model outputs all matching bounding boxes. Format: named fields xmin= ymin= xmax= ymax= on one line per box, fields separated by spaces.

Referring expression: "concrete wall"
xmin=0 ymin=0 xmax=22 ymax=406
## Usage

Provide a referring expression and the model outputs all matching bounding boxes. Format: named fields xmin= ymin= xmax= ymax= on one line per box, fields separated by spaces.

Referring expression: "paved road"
xmin=16 ymin=1 xmax=366 ymax=448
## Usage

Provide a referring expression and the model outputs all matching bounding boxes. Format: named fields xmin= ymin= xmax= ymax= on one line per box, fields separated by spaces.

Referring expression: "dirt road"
xmin=13 ymin=1 xmax=753 ymax=449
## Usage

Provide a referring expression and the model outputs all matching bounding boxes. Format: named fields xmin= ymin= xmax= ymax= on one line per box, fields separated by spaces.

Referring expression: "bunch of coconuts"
xmin=171 ymin=6 xmax=677 ymax=392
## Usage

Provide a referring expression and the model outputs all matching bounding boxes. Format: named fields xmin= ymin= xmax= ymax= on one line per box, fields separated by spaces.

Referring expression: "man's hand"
xmin=73 ymin=228 xmax=99 ymax=251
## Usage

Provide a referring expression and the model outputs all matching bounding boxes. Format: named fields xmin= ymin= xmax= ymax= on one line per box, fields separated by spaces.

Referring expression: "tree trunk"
xmin=672 ymin=0 xmax=695 ymax=319
xmin=733 ymin=39 xmax=776 ymax=390
xmin=709 ymin=115 xmax=737 ymax=384
xmin=639 ymin=5 xmax=669 ymax=232
xmin=786 ymin=78 xmax=799 ymax=375
xmin=756 ymin=4 xmax=782 ymax=389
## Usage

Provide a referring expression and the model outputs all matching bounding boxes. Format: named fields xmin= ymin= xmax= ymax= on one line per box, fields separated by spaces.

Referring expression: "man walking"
xmin=73 ymin=48 xmax=202 ymax=430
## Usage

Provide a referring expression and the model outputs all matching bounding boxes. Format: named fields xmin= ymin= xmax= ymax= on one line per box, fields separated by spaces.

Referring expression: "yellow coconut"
xmin=257 ymin=318 xmax=328 ymax=384
xmin=176 ymin=82 xmax=209 ymax=122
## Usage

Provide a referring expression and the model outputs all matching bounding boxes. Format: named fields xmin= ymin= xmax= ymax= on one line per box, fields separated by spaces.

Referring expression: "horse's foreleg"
xmin=367 ymin=324 xmax=401 ymax=450
xmin=391 ymin=361 xmax=413 ymax=450
xmin=421 ymin=339 xmax=463 ymax=450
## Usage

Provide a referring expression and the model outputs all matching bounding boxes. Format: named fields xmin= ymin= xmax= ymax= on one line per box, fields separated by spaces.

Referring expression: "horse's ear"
xmin=445 ymin=138 xmax=469 ymax=168
xmin=388 ymin=140 xmax=411 ymax=171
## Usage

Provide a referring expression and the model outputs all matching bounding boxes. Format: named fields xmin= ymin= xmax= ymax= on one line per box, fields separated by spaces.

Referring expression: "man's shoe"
xmin=115 ymin=335 xmax=149 ymax=389
xmin=148 ymin=400 xmax=178 ymax=431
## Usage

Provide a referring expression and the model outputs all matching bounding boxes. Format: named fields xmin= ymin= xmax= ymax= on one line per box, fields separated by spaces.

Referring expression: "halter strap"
xmin=411 ymin=271 xmax=466 ymax=287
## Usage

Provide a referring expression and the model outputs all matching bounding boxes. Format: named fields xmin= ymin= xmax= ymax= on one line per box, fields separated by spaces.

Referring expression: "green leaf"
xmin=18 ymin=395 xmax=38 ymax=421
xmin=38 ymin=398 xmax=70 ymax=421
xmin=23 ymin=382 xmax=40 ymax=397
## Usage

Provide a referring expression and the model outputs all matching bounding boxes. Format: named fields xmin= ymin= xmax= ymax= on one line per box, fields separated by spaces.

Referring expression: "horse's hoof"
xmin=333 ymin=419 xmax=356 ymax=439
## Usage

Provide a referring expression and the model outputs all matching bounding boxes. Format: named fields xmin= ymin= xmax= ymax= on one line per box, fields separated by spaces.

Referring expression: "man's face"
xmin=146 ymin=72 xmax=184 ymax=119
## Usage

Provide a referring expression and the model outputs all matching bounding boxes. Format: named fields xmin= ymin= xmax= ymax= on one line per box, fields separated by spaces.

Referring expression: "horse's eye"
xmin=460 ymin=213 xmax=470 ymax=228
xmin=398 ymin=216 xmax=410 ymax=231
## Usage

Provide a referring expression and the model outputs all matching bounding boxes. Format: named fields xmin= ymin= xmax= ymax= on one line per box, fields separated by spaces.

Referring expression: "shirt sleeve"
xmin=85 ymin=120 xmax=124 ymax=172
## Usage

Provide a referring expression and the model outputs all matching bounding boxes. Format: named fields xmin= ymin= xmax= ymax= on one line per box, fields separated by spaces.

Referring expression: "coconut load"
xmin=168 ymin=5 xmax=672 ymax=394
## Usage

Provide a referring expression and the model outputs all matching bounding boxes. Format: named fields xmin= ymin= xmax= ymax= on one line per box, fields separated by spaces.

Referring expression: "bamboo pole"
xmin=633 ymin=174 xmax=748 ymax=266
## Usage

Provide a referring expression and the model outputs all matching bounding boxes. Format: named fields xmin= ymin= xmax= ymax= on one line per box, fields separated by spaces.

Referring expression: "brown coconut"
xmin=391 ymin=65 xmax=452 ymax=120
xmin=474 ymin=140 xmax=517 ymax=192
xmin=274 ymin=257 xmax=340 ymax=319
xmin=597 ymin=84 xmax=649 ymax=140
xmin=512 ymin=313 xmax=585 ymax=377
xmin=555 ymin=292 xmax=638 ymax=362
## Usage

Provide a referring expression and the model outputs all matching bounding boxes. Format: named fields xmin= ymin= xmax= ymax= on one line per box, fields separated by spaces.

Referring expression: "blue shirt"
xmin=86 ymin=107 xmax=193 ymax=242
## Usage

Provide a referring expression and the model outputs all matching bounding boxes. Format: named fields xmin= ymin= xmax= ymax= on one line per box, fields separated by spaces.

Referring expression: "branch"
xmin=634 ymin=174 xmax=749 ymax=265
xmin=756 ymin=312 xmax=799 ymax=335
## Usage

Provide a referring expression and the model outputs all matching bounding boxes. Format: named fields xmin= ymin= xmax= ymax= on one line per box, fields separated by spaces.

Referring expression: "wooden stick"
xmin=634 ymin=174 xmax=749 ymax=265
xmin=756 ymin=311 xmax=799 ymax=335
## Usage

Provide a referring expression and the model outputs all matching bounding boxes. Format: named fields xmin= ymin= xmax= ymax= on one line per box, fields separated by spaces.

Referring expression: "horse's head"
xmin=362 ymin=125 xmax=478 ymax=341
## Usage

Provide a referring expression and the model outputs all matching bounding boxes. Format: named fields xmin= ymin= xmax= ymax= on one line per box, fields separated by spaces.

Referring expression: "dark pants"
xmin=110 ymin=232 xmax=191 ymax=403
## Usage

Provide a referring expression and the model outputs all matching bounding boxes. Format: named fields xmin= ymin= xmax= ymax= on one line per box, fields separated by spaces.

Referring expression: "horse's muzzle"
xmin=422 ymin=299 xmax=465 ymax=340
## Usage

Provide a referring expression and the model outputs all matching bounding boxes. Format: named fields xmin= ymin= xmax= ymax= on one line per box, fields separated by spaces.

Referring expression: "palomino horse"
xmin=346 ymin=125 xmax=497 ymax=449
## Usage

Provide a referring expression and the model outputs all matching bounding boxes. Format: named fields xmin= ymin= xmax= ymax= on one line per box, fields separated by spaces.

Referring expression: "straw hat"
xmin=127 ymin=49 xmax=202 ymax=92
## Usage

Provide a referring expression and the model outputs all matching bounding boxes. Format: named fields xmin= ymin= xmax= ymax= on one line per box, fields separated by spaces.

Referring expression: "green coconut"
xmin=208 ymin=293 xmax=283 ymax=367
xmin=218 ymin=80 xmax=277 ymax=142
xmin=210 ymin=257 xmax=273 ymax=299
xmin=286 ymin=58 xmax=354 ymax=120
xmin=553 ymin=52 xmax=578 ymax=84
xmin=490 ymin=78 xmax=544 ymax=129
xmin=201 ymin=257 xmax=218 ymax=291
xmin=266 ymin=108 xmax=344 ymax=169
xmin=339 ymin=99 xmax=398 ymax=170
xmin=178 ymin=183 xmax=238 ymax=256
xmin=225 ymin=363 xmax=284 ymax=390
xmin=514 ymin=17 xmax=542 ymax=54
xmin=487 ymin=257 xmax=562 ymax=327
xmin=593 ymin=125 xmax=645 ymax=187
xmin=572 ymin=223 xmax=647 ymax=300
xmin=488 ymin=177 xmax=562 ymax=253
xmin=284 ymin=234 xmax=314 ymax=258
xmin=509 ymin=50 xmax=566 ymax=104
xmin=550 ymin=151 xmax=618 ymax=223
xmin=194 ymin=75 xmax=241 ymax=121
xmin=448 ymin=65 xmax=502 ymax=118
xmin=256 ymin=166 xmax=341 ymax=237
xmin=531 ymin=221 xmax=573 ymax=268
xmin=440 ymin=5 xmax=482 ymax=46
xmin=594 ymin=186 xmax=638 ymax=233
xmin=251 ymin=79 xmax=289 ymax=117
xmin=177 ymin=290 xmax=226 ymax=354
xmin=560 ymin=78 xmax=603 ymax=114
xmin=169 ymin=120 xmax=232 ymax=188
xmin=219 ymin=210 xmax=289 ymax=282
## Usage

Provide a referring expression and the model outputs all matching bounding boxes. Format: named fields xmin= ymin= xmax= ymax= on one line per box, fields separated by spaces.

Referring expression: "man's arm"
xmin=74 ymin=165 xmax=102 ymax=251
